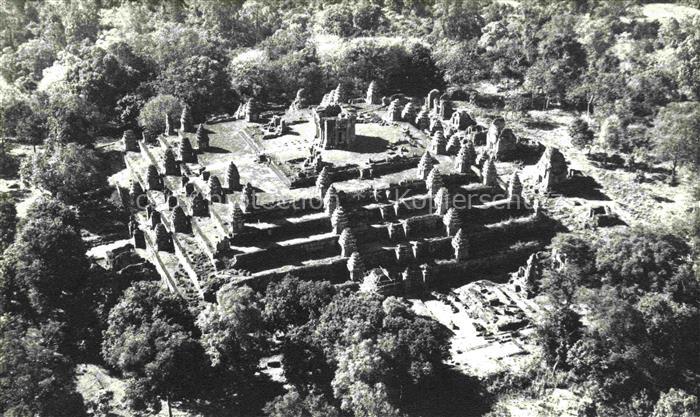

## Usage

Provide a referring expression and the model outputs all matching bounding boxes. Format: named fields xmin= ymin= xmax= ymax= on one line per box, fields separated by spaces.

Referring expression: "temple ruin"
xmin=119 ymin=82 xmax=565 ymax=304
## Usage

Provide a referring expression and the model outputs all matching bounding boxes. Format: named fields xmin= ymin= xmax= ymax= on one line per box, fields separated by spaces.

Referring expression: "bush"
xmin=316 ymin=4 xmax=355 ymax=37
xmin=0 ymin=146 xmax=19 ymax=178
xmin=137 ymin=95 xmax=183 ymax=138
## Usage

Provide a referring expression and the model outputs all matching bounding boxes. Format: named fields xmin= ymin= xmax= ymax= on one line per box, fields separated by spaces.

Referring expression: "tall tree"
xmin=197 ymin=283 xmax=266 ymax=371
xmin=524 ymin=15 xmax=587 ymax=108
xmin=652 ymin=102 xmax=700 ymax=182
xmin=0 ymin=315 xmax=87 ymax=416
xmin=263 ymin=275 xmax=336 ymax=333
xmin=102 ymin=281 xmax=210 ymax=416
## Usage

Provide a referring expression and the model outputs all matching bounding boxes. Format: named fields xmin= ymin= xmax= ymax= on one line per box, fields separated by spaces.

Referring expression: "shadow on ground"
xmin=353 ymin=135 xmax=390 ymax=153
xmin=555 ymin=176 xmax=611 ymax=201
xmin=404 ymin=368 xmax=493 ymax=417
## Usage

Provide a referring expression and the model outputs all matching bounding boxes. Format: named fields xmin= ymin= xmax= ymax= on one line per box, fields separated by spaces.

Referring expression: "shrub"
xmin=137 ymin=95 xmax=183 ymax=138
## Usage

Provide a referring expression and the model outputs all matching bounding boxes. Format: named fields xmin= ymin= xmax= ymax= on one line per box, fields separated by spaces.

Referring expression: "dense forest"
xmin=0 ymin=0 xmax=699 ymax=416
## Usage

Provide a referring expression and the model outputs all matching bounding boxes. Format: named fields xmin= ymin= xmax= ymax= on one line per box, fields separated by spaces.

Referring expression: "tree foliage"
xmin=155 ymin=55 xmax=234 ymax=121
xmin=102 ymin=281 xmax=211 ymax=414
xmin=138 ymin=94 xmax=183 ymax=137
xmin=263 ymin=388 xmax=340 ymax=417
xmin=263 ymin=274 xmax=336 ymax=332
xmin=19 ymin=141 xmax=105 ymax=203
xmin=536 ymin=228 xmax=700 ymax=407
xmin=568 ymin=117 xmax=595 ymax=152
xmin=652 ymin=101 xmax=700 ymax=180
xmin=0 ymin=193 xmax=17 ymax=253
xmin=0 ymin=315 xmax=87 ymax=417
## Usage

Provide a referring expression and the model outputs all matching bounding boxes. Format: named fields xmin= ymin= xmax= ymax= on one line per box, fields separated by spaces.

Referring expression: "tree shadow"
xmin=352 ymin=135 xmax=390 ymax=153
xmin=204 ymin=146 xmax=230 ymax=154
xmin=652 ymin=195 xmax=674 ymax=203
xmin=555 ymin=176 xmax=611 ymax=201
xmin=404 ymin=368 xmax=493 ymax=417
xmin=502 ymin=141 xmax=545 ymax=166
xmin=524 ymin=119 xmax=559 ymax=131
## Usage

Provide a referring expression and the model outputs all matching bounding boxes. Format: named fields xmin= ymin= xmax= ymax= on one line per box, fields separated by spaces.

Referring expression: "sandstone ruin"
xmin=120 ymin=82 xmax=563 ymax=302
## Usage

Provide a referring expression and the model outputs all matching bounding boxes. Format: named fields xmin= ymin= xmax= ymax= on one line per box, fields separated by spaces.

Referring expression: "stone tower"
xmin=179 ymin=137 xmax=196 ymax=163
xmin=312 ymin=153 xmax=323 ymax=173
xmin=455 ymin=142 xmax=473 ymax=174
xmin=415 ymin=107 xmax=430 ymax=130
xmin=535 ymin=147 xmax=568 ymax=193
xmin=482 ymin=158 xmax=498 ymax=187
xmin=231 ymin=203 xmax=245 ymax=234
xmin=426 ymin=167 xmax=444 ymax=196
xmin=401 ymin=102 xmax=417 ymax=122
xmin=446 ymin=134 xmax=461 ymax=155
xmin=417 ymin=151 xmax=434 ymax=180
xmin=208 ymin=175 xmax=223 ymax=202
xmin=443 ymin=207 xmax=461 ymax=236
xmin=323 ymin=185 xmax=339 ymax=217
xmin=331 ymin=205 xmax=348 ymax=235
xmin=163 ymin=148 xmax=178 ymax=175
xmin=316 ymin=167 xmax=332 ymax=200
xmin=450 ymin=109 xmax=475 ymax=131
xmin=313 ymin=104 xmax=357 ymax=149
xmin=196 ymin=124 xmax=209 ymax=151
xmin=191 ymin=193 xmax=209 ymax=217
xmin=145 ymin=165 xmax=162 ymax=191
xmin=227 ymin=161 xmax=240 ymax=191
xmin=333 ymin=83 xmax=347 ymax=104
xmin=486 ymin=117 xmax=517 ymax=159
xmin=429 ymin=117 xmax=443 ymax=135
xmin=439 ymin=100 xmax=454 ymax=120
xmin=387 ymin=99 xmax=402 ymax=122
xmin=347 ymin=251 xmax=365 ymax=281
xmin=172 ymin=206 xmax=191 ymax=234
xmin=430 ymin=130 xmax=447 ymax=155
xmin=180 ymin=105 xmax=194 ymax=133
xmin=433 ymin=187 xmax=450 ymax=215
xmin=452 ymin=229 xmax=469 ymax=261
xmin=508 ymin=172 xmax=523 ymax=202
xmin=155 ymin=224 xmax=173 ymax=252
xmin=365 ymin=81 xmax=380 ymax=105
xmin=245 ymin=98 xmax=259 ymax=122
xmin=338 ymin=227 xmax=357 ymax=257
xmin=129 ymin=181 xmax=143 ymax=206
xmin=426 ymin=89 xmax=440 ymax=112
xmin=165 ymin=113 xmax=174 ymax=136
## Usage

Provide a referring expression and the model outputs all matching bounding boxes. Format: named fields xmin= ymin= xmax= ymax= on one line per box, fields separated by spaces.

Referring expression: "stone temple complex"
xmin=119 ymin=81 xmax=566 ymax=302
